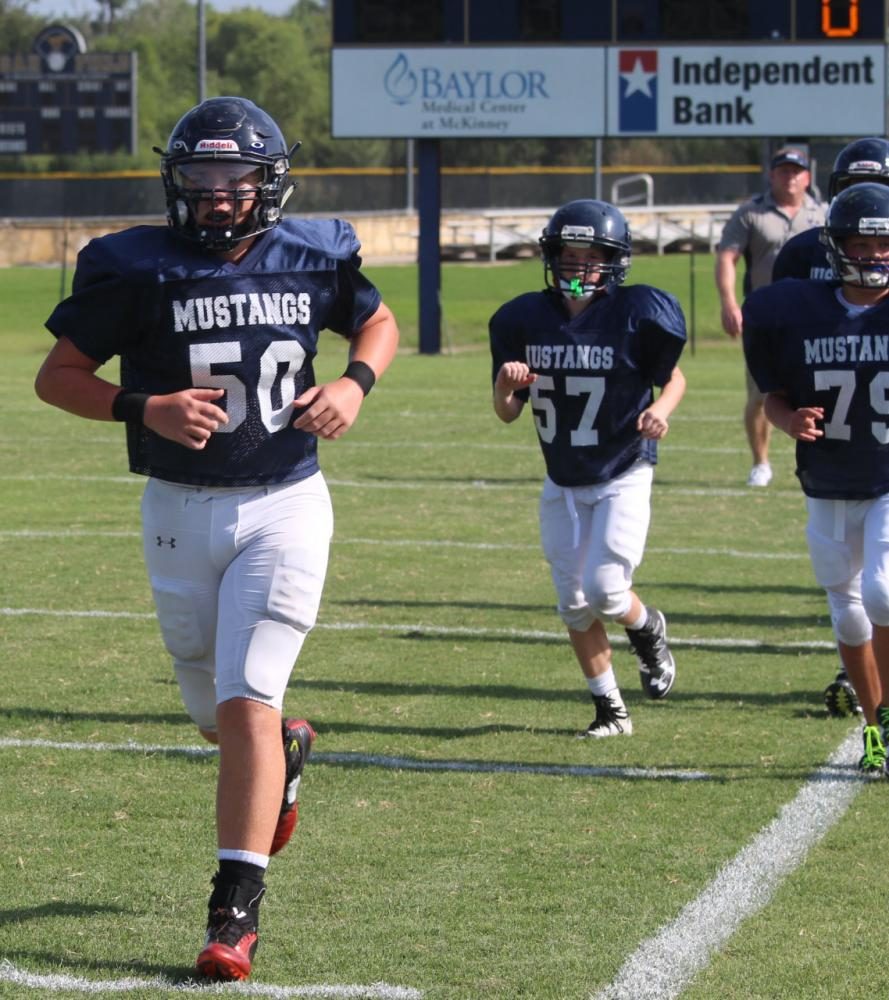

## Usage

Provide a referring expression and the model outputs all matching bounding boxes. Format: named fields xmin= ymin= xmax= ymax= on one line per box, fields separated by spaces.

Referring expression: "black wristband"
xmin=111 ymin=390 xmax=150 ymax=424
xmin=342 ymin=360 xmax=376 ymax=396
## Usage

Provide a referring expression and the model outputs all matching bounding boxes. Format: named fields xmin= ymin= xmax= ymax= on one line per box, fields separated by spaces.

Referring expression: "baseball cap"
xmin=770 ymin=147 xmax=809 ymax=170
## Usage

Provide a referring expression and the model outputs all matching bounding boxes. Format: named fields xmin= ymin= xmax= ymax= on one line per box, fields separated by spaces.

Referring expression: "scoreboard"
xmin=333 ymin=0 xmax=886 ymax=44
xmin=332 ymin=0 xmax=887 ymax=138
xmin=0 ymin=26 xmax=137 ymax=156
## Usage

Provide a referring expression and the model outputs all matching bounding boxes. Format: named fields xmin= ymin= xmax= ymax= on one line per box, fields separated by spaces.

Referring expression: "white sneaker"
xmin=746 ymin=463 xmax=772 ymax=487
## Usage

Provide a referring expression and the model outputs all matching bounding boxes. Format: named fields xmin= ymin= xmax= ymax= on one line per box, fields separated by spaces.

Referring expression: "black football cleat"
xmin=576 ymin=692 xmax=633 ymax=738
xmin=626 ymin=607 xmax=676 ymax=700
xmin=823 ymin=670 xmax=862 ymax=718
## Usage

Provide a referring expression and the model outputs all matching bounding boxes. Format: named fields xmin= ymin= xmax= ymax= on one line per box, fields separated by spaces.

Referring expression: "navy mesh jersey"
xmin=743 ymin=279 xmax=889 ymax=499
xmin=45 ymin=219 xmax=381 ymax=486
xmin=489 ymin=285 xmax=686 ymax=487
xmin=772 ymin=227 xmax=834 ymax=282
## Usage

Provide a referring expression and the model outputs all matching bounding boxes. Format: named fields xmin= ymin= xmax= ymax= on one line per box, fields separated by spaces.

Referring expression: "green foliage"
xmin=0 ymin=0 xmax=765 ymax=173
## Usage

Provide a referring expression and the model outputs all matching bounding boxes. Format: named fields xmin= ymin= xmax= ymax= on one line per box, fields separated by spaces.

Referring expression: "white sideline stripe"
xmin=590 ymin=728 xmax=864 ymax=1000
xmin=316 ymin=751 xmax=709 ymax=782
xmin=0 ymin=473 xmax=803 ymax=498
xmin=0 ymin=960 xmax=422 ymax=998
xmin=0 ymin=436 xmax=750 ymax=455
xmin=334 ymin=441 xmax=751 ymax=455
xmin=0 ymin=739 xmax=710 ymax=782
xmin=0 ymin=529 xmax=807 ymax=561
xmin=0 ymin=608 xmax=836 ymax=651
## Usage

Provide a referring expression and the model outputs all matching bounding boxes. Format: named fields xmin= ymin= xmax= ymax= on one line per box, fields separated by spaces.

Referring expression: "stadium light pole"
xmin=197 ymin=0 xmax=206 ymax=103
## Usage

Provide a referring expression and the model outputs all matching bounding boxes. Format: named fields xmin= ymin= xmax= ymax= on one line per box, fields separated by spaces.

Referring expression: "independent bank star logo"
xmin=618 ymin=50 xmax=657 ymax=132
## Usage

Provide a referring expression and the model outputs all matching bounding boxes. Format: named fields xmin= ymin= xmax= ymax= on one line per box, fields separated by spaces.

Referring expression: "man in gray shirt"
xmin=715 ymin=147 xmax=825 ymax=487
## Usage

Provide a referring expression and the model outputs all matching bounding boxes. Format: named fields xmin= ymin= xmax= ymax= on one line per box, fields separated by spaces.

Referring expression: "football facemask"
xmin=823 ymin=182 xmax=889 ymax=288
xmin=551 ymin=243 xmax=619 ymax=300
xmin=157 ymin=97 xmax=297 ymax=251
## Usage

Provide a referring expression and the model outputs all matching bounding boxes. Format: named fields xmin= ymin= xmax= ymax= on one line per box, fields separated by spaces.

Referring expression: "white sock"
xmin=218 ymin=848 xmax=270 ymax=868
xmin=625 ymin=607 xmax=649 ymax=631
xmin=587 ymin=668 xmax=619 ymax=698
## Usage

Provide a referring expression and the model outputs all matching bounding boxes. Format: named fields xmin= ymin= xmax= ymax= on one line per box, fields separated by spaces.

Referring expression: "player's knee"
xmin=174 ymin=661 xmax=217 ymax=730
xmin=238 ymin=619 xmax=306 ymax=704
xmin=558 ymin=603 xmax=598 ymax=631
xmin=584 ymin=575 xmax=632 ymax=621
xmin=829 ymin=601 xmax=872 ymax=646
xmin=861 ymin=575 xmax=889 ymax=628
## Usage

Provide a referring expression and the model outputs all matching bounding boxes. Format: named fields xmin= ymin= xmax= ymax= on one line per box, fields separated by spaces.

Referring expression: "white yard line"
xmin=590 ymin=728 xmax=865 ymax=1000
xmin=0 ymin=738 xmax=710 ymax=782
xmin=0 ymin=960 xmax=422 ymax=998
xmin=0 ymin=607 xmax=835 ymax=651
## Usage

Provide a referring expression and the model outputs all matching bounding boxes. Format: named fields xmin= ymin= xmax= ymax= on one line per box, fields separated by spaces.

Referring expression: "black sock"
xmin=216 ymin=859 xmax=266 ymax=888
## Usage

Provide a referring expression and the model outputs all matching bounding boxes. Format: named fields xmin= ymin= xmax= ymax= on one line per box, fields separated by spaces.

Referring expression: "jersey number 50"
xmin=190 ymin=340 xmax=307 ymax=435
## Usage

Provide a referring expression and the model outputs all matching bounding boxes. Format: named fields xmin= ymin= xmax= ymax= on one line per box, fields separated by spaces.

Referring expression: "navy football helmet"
xmin=822 ymin=182 xmax=889 ymax=288
xmin=156 ymin=97 xmax=299 ymax=251
xmin=539 ymin=199 xmax=632 ymax=300
xmin=828 ymin=137 xmax=889 ymax=200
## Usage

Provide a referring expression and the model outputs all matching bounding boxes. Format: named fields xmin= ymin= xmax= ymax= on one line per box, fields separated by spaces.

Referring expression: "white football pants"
xmin=141 ymin=472 xmax=333 ymax=730
xmin=806 ymin=493 xmax=889 ymax=642
xmin=539 ymin=461 xmax=653 ymax=632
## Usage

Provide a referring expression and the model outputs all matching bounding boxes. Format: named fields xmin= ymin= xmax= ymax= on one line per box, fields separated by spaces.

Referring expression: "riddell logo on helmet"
xmin=194 ymin=139 xmax=239 ymax=151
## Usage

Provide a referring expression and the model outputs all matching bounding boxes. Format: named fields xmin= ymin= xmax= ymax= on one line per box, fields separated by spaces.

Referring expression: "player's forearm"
xmin=763 ymin=392 xmax=795 ymax=435
xmin=492 ymin=389 xmax=524 ymax=423
xmin=34 ymin=362 xmax=122 ymax=422
xmin=652 ymin=367 xmax=686 ymax=419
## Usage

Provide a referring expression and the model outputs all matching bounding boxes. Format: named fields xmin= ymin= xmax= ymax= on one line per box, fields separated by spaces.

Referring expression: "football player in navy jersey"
xmin=773 ymin=137 xmax=889 ymax=284
xmin=771 ymin=138 xmax=889 ymax=721
xmin=743 ymin=181 xmax=889 ymax=776
xmin=489 ymin=199 xmax=686 ymax=739
xmin=34 ymin=97 xmax=399 ymax=981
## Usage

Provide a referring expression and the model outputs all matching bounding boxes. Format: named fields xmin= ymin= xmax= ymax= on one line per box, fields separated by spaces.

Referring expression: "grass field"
xmin=0 ymin=258 xmax=885 ymax=1000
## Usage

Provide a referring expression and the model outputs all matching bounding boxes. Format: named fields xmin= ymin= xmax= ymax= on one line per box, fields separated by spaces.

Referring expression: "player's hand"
xmin=637 ymin=408 xmax=669 ymax=440
xmin=720 ymin=302 xmax=743 ymax=339
xmin=495 ymin=362 xmax=537 ymax=395
xmin=143 ymin=388 xmax=229 ymax=450
xmin=292 ymin=377 xmax=365 ymax=439
xmin=788 ymin=406 xmax=824 ymax=442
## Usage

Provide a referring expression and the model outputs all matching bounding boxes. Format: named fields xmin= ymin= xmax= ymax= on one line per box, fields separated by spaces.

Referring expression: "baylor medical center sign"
xmin=331 ymin=44 xmax=886 ymax=138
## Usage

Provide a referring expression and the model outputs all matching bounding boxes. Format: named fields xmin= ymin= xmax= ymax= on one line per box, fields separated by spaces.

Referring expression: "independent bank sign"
xmin=332 ymin=45 xmax=884 ymax=138
xmin=611 ymin=44 xmax=884 ymax=136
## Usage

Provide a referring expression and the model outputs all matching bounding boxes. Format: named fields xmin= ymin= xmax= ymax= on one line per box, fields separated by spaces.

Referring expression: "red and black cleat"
xmin=270 ymin=718 xmax=316 ymax=856
xmin=196 ymin=879 xmax=265 ymax=982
